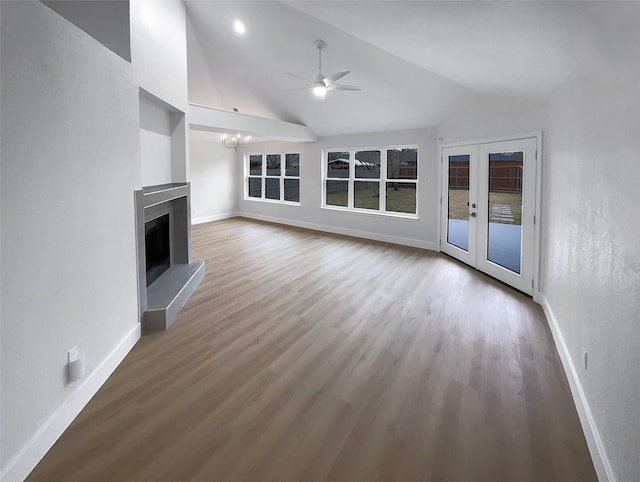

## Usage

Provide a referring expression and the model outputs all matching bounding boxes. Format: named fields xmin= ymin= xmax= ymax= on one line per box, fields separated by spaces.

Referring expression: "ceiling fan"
xmin=287 ymin=39 xmax=362 ymax=99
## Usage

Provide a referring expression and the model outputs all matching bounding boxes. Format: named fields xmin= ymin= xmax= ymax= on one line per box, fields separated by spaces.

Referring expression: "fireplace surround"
xmin=135 ymin=183 xmax=204 ymax=333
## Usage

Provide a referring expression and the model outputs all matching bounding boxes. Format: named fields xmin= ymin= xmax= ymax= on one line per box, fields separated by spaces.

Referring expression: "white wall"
xmin=539 ymin=5 xmax=640 ymax=481
xmin=0 ymin=2 xmax=140 ymax=479
xmin=140 ymin=96 xmax=173 ymax=186
xmin=189 ymin=131 xmax=237 ymax=223
xmin=131 ymin=0 xmax=188 ymax=184
xmin=131 ymin=0 xmax=187 ymax=111
xmin=1 ymin=1 xmax=190 ymax=480
xmin=437 ymin=93 xmax=548 ymax=144
xmin=435 ymin=58 xmax=640 ymax=481
xmin=186 ymin=15 xmax=223 ymax=109
xmin=236 ymin=128 xmax=438 ymax=249
xmin=189 ymin=104 xmax=316 ymax=143
xmin=0 ymin=4 xmax=4 ymax=472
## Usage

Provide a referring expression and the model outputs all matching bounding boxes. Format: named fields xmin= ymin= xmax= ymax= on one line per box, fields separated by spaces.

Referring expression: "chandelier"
xmin=221 ymin=133 xmax=251 ymax=150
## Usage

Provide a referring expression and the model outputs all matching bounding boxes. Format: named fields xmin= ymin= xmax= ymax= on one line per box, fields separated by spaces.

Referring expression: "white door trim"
xmin=439 ymin=132 xmax=542 ymax=296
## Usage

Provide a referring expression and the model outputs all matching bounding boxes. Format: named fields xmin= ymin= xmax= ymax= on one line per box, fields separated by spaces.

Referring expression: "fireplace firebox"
xmin=145 ymin=214 xmax=170 ymax=287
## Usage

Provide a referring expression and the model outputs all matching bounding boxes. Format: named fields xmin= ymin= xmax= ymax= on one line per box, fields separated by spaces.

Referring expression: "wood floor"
xmin=28 ymin=218 xmax=596 ymax=481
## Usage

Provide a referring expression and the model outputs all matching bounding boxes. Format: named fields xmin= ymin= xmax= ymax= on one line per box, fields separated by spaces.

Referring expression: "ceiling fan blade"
xmin=324 ymin=69 xmax=350 ymax=85
xmin=286 ymin=72 xmax=313 ymax=83
xmin=328 ymin=83 xmax=362 ymax=92
xmin=284 ymin=86 xmax=314 ymax=92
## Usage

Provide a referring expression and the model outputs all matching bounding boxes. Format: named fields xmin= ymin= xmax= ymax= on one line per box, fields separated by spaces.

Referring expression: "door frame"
xmin=438 ymin=132 xmax=543 ymax=298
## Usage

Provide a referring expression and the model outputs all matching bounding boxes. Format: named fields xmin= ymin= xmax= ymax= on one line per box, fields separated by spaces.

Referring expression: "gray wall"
xmin=540 ymin=4 xmax=640 ymax=481
xmin=236 ymin=128 xmax=438 ymax=249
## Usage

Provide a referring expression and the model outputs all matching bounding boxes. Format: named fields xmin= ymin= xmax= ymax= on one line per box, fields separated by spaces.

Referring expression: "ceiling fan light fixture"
xmin=233 ymin=20 xmax=245 ymax=34
xmin=287 ymin=39 xmax=361 ymax=99
xmin=313 ymin=84 xmax=327 ymax=98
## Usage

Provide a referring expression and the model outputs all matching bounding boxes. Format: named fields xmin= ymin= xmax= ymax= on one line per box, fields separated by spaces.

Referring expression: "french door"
xmin=441 ymin=137 xmax=538 ymax=295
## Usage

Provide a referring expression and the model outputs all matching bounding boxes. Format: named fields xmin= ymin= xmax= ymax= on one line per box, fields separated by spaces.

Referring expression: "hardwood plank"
xmin=26 ymin=217 xmax=596 ymax=481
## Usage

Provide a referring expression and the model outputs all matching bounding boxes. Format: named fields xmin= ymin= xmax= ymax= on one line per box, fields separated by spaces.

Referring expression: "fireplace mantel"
xmin=135 ymin=182 xmax=204 ymax=334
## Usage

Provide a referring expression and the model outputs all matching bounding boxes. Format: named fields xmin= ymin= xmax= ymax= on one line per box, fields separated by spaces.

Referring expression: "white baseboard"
xmin=1 ymin=324 xmax=141 ymax=482
xmin=191 ymin=212 xmax=237 ymax=225
xmin=539 ymin=294 xmax=615 ymax=482
xmin=236 ymin=211 xmax=438 ymax=251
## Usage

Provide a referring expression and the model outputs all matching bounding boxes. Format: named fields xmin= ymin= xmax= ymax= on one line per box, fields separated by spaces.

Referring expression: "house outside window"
xmin=323 ymin=146 xmax=418 ymax=216
xmin=246 ymin=152 xmax=300 ymax=203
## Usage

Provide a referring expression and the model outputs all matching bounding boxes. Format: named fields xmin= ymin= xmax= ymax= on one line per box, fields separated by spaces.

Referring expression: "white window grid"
xmin=246 ymin=152 xmax=300 ymax=204
xmin=322 ymin=146 xmax=418 ymax=217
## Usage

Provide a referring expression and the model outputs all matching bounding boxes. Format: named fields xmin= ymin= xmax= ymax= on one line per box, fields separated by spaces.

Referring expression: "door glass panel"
xmin=447 ymin=154 xmax=470 ymax=251
xmin=487 ymin=151 xmax=523 ymax=273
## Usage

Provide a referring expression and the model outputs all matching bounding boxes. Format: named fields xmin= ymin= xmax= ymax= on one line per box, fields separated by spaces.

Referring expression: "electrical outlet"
xmin=68 ymin=346 xmax=79 ymax=363
xmin=68 ymin=346 xmax=85 ymax=382
xmin=583 ymin=350 xmax=588 ymax=370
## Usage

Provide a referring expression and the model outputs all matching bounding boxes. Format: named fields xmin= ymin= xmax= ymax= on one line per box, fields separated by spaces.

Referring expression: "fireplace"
xmin=135 ymin=183 xmax=205 ymax=334
xmin=145 ymin=213 xmax=170 ymax=287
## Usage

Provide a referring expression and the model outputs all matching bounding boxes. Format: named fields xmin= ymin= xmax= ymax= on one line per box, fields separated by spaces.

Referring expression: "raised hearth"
xmin=135 ymin=183 xmax=204 ymax=334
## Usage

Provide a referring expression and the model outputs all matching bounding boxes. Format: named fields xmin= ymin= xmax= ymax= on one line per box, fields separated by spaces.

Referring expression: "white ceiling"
xmin=184 ymin=1 xmax=637 ymax=137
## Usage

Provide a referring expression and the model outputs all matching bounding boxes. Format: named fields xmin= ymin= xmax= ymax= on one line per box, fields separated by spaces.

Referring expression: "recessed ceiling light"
xmin=234 ymin=20 xmax=245 ymax=34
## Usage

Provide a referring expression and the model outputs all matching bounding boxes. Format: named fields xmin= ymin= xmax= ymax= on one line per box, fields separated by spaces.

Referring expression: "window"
xmin=323 ymin=146 xmax=418 ymax=216
xmin=246 ymin=152 xmax=300 ymax=203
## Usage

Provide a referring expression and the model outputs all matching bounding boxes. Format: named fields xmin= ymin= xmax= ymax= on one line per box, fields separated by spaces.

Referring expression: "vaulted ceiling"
xmin=184 ymin=1 xmax=632 ymax=137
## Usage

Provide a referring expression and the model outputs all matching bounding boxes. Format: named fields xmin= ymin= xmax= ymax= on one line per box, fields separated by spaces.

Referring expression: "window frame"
xmin=322 ymin=145 xmax=419 ymax=218
xmin=245 ymin=152 xmax=301 ymax=205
